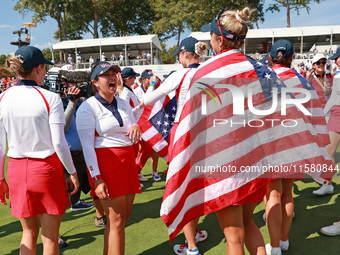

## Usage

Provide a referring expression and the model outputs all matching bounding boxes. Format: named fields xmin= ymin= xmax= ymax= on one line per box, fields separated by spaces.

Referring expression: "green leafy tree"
xmin=151 ymin=0 xmax=192 ymax=45
xmin=14 ymin=0 xmax=69 ymax=42
xmin=64 ymin=0 xmax=105 ymax=39
xmin=14 ymin=0 xmax=74 ymax=62
xmin=151 ymin=0 xmax=265 ymax=47
xmin=160 ymin=42 xmax=177 ymax=64
xmin=41 ymin=48 xmax=60 ymax=62
xmin=0 ymin=55 xmax=10 ymax=67
xmin=266 ymin=0 xmax=324 ymax=27
xmin=187 ymin=0 xmax=265 ymax=30
xmin=100 ymin=0 xmax=155 ymax=37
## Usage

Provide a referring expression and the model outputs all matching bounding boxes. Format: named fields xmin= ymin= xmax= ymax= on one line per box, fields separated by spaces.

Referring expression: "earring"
xmin=218 ymin=47 xmax=220 ymax=50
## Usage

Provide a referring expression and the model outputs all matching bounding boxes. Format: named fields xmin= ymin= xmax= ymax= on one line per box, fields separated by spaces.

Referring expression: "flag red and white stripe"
xmin=137 ymin=91 xmax=176 ymax=159
xmin=272 ymin=64 xmax=330 ymax=147
xmin=160 ymin=49 xmax=334 ymax=241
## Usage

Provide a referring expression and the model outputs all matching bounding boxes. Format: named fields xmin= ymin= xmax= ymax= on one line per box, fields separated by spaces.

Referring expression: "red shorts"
xmin=327 ymin=105 xmax=340 ymax=132
xmin=7 ymin=153 xmax=70 ymax=218
xmin=89 ymin=146 xmax=142 ymax=198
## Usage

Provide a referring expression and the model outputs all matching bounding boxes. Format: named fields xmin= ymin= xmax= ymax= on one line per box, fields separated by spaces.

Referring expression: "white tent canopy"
xmin=190 ymin=25 xmax=340 ymax=54
xmin=53 ymin=34 xmax=162 ymax=65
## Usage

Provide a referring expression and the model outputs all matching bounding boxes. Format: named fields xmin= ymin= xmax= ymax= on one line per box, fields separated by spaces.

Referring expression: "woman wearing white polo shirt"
xmin=0 ymin=46 xmax=79 ymax=254
xmin=76 ymin=62 xmax=141 ymax=254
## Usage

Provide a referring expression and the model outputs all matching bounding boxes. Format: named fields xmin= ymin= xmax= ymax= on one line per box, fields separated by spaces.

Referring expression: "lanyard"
xmin=313 ymin=73 xmax=328 ymax=91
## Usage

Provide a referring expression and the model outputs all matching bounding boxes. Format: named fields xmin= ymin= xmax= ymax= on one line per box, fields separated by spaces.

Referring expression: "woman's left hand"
xmin=325 ymin=85 xmax=332 ymax=96
xmin=0 ymin=179 xmax=9 ymax=205
xmin=126 ymin=124 xmax=141 ymax=144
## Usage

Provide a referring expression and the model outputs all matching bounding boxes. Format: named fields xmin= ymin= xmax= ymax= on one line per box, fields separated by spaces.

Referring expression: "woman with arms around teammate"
xmin=76 ymin=62 xmax=141 ymax=254
xmin=144 ymin=36 xmax=208 ymax=255
xmin=161 ymin=7 xmax=331 ymax=255
xmin=198 ymin=8 xmax=268 ymax=255
xmin=160 ymin=8 xmax=271 ymax=255
xmin=0 ymin=46 xmax=79 ymax=254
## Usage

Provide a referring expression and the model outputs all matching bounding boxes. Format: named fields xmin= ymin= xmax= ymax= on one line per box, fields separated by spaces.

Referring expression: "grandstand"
xmin=51 ymin=25 xmax=340 ymax=76
xmin=190 ymin=25 xmax=340 ymax=61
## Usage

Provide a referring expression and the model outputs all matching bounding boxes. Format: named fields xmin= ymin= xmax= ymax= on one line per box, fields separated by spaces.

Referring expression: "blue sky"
xmin=0 ymin=0 xmax=338 ymax=56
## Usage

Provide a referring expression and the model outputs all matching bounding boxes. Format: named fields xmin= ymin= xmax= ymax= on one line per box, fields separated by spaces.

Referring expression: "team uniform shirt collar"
xmin=188 ymin=63 xmax=200 ymax=69
xmin=140 ymin=84 xmax=146 ymax=93
xmin=123 ymin=83 xmax=133 ymax=92
xmin=94 ymin=93 xmax=123 ymax=127
xmin=16 ymin=79 xmax=39 ymax=86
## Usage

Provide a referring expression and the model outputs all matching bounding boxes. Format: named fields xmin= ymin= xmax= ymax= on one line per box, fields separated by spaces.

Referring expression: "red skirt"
xmin=327 ymin=105 xmax=340 ymax=132
xmin=89 ymin=146 xmax=142 ymax=198
xmin=7 ymin=153 xmax=70 ymax=218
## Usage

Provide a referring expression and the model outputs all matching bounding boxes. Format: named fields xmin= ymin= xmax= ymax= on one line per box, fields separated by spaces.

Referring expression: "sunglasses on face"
xmin=315 ymin=60 xmax=326 ymax=65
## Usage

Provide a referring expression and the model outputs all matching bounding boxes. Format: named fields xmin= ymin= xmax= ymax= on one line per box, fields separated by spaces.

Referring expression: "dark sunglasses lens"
xmin=316 ymin=61 xmax=326 ymax=65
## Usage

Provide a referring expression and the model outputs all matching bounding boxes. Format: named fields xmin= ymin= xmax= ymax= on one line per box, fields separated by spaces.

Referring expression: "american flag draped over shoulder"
xmin=137 ymin=90 xmax=177 ymax=159
xmin=160 ymin=49 xmax=334 ymax=241
xmin=272 ymin=64 xmax=330 ymax=147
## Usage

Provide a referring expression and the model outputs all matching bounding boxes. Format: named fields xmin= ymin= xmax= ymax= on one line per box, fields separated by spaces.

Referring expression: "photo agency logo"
xmin=197 ymin=78 xmax=312 ymax=128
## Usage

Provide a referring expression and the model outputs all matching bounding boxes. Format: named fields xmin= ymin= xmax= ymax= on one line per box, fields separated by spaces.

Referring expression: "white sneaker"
xmin=313 ymin=184 xmax=334 ymax=196
xmin=140 ymin=183 xmax=144 ymax=188
xmin=138 ymin=173 xmax=148 ymax=182
xmin=280 ymin=239 xmax=289 ymax=251
xmin=152 ymin=170 xmax=161 ymax=181
xmin=173 ymin=244 xmax=200 ymax=255
xmin=320 ymin=221 xmax=340 ymax=236
xmin=265 ymin=244 xmax=282 ymax=255
xmin=195 ymin=230 xmax=208 ymax=243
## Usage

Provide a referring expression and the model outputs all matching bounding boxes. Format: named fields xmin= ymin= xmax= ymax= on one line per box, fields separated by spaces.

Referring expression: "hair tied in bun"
xmin=236 ymin=10 xmax=249 ymax=24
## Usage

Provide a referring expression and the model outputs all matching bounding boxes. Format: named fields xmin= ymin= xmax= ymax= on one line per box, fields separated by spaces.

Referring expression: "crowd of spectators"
xmin=293 ymin=57 xmax=337 ymax=78
xmin=0 ymin=77 xmax=17 ymax=94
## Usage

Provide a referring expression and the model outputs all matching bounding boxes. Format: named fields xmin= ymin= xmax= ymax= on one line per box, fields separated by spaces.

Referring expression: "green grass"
xmin=1 ymin=156 xmax=340 ymax=254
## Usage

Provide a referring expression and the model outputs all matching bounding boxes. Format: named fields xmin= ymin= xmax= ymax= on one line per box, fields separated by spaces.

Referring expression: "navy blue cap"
xmin=201 ymin=9 xmax=246 ymax=41
xmin=329 ymin=47 xmax=340 ymax=60
xmin=270 ymin=40 xmax=294 ymax=58
xmin=121 ymin=67 xmax=140 ymax=78
xmin=163 ymin=70 xmax=176 ymax=79
xmin=90 ymin=62 xmax=121 ymax=81
xmin=172 ymin=37 xmax=199 ymax=56
xmin=141 ymin=69 xmax=153 ymax=79
xmin=15 ymin=46 xmax=54 ymax=69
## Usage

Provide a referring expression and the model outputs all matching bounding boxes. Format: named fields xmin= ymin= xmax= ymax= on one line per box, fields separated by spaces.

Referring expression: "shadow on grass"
xmin=59 ymin=229 xmax=104 ymax=254
xmin=61 ymin=204 xmax=97 ymax=224
xmin=138 ymin=213 xmax=224 ymax=255
xmin=127 ymin=196 xmax=163 ymax=228
xmin=287 ymin=179 xmax=340 ymax=254
xmin=0 ymin=220 xmax=21 ymax=238
xmin=254 ymin=177 xmax=340 ymax=255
